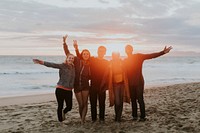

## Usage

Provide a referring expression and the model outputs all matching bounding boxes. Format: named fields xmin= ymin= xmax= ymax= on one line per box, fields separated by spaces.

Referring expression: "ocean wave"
xmin=0 ymin=71 xmax=57 ymax=75
xmin=148 ymin=78 xmax=200 ymax=83
xmin=26 ymin=85 xmax=55 ymax=90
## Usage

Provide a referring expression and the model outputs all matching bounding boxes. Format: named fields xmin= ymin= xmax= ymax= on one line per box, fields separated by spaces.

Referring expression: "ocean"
xmin=0 ymin=55 xmax=199 ymax=97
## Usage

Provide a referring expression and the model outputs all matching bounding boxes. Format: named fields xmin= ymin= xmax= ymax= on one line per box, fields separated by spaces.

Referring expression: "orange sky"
xmin=0 ymin=0 xmax=200 ymax=56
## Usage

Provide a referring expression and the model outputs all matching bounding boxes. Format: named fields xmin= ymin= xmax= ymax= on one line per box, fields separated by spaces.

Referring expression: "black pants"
xmin=55 ymin=88 xmax=72 ymax=122
xmin=129 ymin=85 xmax=145 ymax=119
xmin=89 ymin=87 xmax=106 ymax=121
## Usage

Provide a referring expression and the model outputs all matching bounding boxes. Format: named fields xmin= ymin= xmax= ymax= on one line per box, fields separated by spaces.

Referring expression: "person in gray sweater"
xmin=33 ymin=53 xmax=75 ymax=122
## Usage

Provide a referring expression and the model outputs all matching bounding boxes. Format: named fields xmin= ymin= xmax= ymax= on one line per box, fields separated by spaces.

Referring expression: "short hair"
xmin=112 ymin=52 xmax=120 ymax=57
xmin=98 ymin=46 xmax=106 ymax=51
xmin=125 ymin=44 xmax=133 ymax=51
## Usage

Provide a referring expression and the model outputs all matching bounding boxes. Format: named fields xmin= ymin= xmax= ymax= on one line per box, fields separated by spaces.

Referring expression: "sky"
xmin=0 ymin=0 xmax=200 ymax=56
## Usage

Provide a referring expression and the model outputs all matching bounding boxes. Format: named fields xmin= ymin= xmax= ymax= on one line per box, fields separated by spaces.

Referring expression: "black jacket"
xmin=90 ymin=57 xmax=109 ymax=89
xmin=74 ymin=57 xmax=90 ymax=90
xmin=63 ymin=43 xmax=91 ymax=90
xmin=123 ymin=51 xmax=165 ymax=86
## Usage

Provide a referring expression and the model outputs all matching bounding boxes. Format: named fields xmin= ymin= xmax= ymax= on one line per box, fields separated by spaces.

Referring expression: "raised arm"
xmin=73 ymin=40 xmax=81 ymax=58
xmin=63 ymin=35 xmax=70 ymax=56
xmin=33 ymin=59 xmax=62 ymax=69
xmin=142 ymin=46 xmax=172 ymax=60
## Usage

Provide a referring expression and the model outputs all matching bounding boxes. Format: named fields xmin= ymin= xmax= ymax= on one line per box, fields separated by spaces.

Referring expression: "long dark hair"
xmin=80 ymin=49 xmax=91 ymax=60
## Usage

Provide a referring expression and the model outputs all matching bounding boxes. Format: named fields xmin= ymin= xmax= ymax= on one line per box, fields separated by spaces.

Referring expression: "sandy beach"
xmin=0 ymin=82 xmax=199 ymax=133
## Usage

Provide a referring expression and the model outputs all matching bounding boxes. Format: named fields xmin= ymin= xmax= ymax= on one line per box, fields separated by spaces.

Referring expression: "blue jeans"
xmin=113 ymin=82 xmax=124 ymax=121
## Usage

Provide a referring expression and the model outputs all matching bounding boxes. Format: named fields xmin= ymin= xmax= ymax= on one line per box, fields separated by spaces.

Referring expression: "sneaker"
xmin=99 ymin=118 xmax=105 ymax=121
xmin=132 ymin=117 xmax=138 ymax=121
xmin=116 ymin=119 xmax=121 ymax=123
xmin=139 ymin=118 xmax=146 ymax=122
xmin=62 ymin=110 xmax=65 ymax=121
xmin=114 ymin=117 xmax=117 ymax=122
xmin=115 ymin=117 xmax=121 ymax=123
xmin=99 ymin=119 xmax=105 ymax=124
xmin=92 ymin=118 xmax=97 ymax=123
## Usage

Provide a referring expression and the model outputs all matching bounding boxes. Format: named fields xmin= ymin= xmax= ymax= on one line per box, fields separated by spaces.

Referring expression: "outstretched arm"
xmin=73 ymin=40 xmax=81 ymax=58
xmin=143 ymin=46 xmax=172 ymax=60
xmin=33 ymin=59 xmax=62 ymax=69
xmin=63 ymin=35 xmax=70 ymax=56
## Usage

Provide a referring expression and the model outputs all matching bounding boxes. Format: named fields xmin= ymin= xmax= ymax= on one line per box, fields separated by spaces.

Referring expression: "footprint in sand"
xmin=74 ymin=130 xmax=84 ymax=133
xmin=182 ymin=126 xmax=195 ymax=132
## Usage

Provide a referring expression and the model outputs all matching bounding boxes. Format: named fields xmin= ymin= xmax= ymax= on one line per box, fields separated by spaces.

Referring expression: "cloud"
xmin=0 ymin=0 xmax=200 ymax=55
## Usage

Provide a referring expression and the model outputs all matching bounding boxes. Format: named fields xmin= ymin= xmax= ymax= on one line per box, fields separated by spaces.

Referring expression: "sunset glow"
xmin=0 ymin=0 xmax=200 ymax=56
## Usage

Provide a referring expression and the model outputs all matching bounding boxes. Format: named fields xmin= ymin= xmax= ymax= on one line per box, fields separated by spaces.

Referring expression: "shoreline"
xmin=0 ymin=81 xmax=199 ymax=106
xmin=0 ymin=93 xmax=55 ymax=107
xmin=0 ymin=82 xmax=199 ymax=132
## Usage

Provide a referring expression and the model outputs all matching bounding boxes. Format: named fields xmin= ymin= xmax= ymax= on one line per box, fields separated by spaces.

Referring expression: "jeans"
xmin=113 ymin=82 xmax=124 ymax=121
xmin=55 ymin=88 xmax=72 ymax=122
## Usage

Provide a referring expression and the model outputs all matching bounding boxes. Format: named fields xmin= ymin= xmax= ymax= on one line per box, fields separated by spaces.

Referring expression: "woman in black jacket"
xmin=63 ymin=35 xmax=91 ymax=124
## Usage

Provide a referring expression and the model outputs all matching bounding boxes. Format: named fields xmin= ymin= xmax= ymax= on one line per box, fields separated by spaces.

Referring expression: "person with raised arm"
xmin=74 ymin=43 xmax=109 ymax=123
xmin=33 ymin=53 xmax=75 ymax=122
xmin=63 ymin=35 xmax=91 ymax=124
xmin=123 ymin=45 xmax=172 ymax=121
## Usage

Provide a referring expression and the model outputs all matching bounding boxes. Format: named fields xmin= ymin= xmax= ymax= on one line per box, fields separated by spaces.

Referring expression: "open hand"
xmin=163 ymin=46 xmax=173 ymax=54
xmin=33 ymin=59 xmax=44 ymax=65
xmin=73 ymin=40 xmax=78 ymax=50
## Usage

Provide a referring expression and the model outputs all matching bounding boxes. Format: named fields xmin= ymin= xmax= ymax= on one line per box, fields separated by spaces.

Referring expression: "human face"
xmin=97 ymin=47 xmax=106 ymax=59
xmin=125 ymin=45 xmax=133 ymax=55
xmin=66 ymin=54 xmax=74 ymax=65
xmin=112 ymin=52 xmax=120 ymax=60
xmin=82 ymin=51 xmax=90 ymax=61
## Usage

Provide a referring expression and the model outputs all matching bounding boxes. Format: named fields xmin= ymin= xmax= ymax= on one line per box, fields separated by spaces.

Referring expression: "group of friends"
xmin=33 ymin=35 xmax=172 ymax=124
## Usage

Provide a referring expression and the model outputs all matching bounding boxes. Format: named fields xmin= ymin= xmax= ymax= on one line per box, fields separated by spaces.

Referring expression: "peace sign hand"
xmin=73 ymin=40 xmax=78 ymax=50
xmin=63 ymin=34 xmax=68 ymax=43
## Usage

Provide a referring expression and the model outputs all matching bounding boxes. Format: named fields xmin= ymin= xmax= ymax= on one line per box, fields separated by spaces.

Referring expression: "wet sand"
xmin=0 ymin=82 xmax=199 ymax=133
